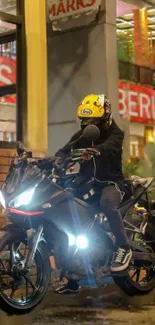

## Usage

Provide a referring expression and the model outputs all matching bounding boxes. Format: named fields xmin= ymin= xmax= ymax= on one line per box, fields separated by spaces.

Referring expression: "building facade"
xmin=117 ymin=1 xmax=155 ymax=158
xmin=47 ymin=0 xmax=155 ymax=159
xmin=47 ymin=0 xmax=124 ymax=155
xmin=1 ymin=0 xmax=155 ymax=184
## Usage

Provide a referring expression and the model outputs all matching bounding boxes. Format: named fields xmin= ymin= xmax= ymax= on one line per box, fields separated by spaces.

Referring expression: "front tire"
xmin=0 ymin=231 xmax=51 ymax=314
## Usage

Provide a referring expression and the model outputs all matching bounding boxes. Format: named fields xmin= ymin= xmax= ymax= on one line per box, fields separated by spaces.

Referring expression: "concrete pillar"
xmin=47 ymin=0 xmax=129 ymax=158
xmin=24 ymin=0 xmax=48 ymax=154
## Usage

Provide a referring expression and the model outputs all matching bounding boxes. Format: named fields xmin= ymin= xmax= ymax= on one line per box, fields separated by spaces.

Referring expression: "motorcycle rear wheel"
xmin=113 ymin=229 xmax=155 ymax=296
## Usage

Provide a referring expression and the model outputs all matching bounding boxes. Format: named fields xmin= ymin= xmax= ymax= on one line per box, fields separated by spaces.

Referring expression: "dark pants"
xmin=65 ymin=183 xmax=130 ymax=286
xmin=100 ymin=185 xmax=129 ymax=248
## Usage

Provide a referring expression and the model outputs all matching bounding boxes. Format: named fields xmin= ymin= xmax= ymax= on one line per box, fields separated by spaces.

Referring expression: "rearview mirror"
xmin=17 ymin=142 xmax=25 ymax=157
xmin=82 ymin=125 xmax=100 ymax=142
xmin=27 ymin=151 xmax=32 ymax=158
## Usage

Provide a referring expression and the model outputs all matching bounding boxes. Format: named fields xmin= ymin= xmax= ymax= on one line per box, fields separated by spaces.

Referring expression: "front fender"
xmin=2 ymin=224 xmax=27 ymax=238
xmin=2 ymin=224 xmax=47 ymax=244
xmin=0 ymin=224 xmax=27 ymax=252
xmin=0 ymin=225 xmax=48 ymax=257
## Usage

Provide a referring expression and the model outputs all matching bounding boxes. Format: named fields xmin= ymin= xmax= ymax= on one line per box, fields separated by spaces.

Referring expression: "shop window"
xmin=130 ymin=135 xmax=145 ymax=158
xmin=0 ymin=0 xmax=17 ymax=15
xmin=0 ymin=0 xmax=26 ymax=147
xmin=0 ymin=30 xmax=16 ymax=144
xmin=0 ymin=38 xmax=16 ymax=59
xmin=130 ymin=141 xmax=139 ymax=158
xmin=145 ymin=126 xmax=155 ymax=144
xmin=117 ymin=8 xmax=155 ymax=87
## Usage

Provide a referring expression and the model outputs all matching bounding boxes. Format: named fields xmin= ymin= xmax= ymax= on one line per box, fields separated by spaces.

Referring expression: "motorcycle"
xmin=0 ymin=125 xmax=155 ymax=314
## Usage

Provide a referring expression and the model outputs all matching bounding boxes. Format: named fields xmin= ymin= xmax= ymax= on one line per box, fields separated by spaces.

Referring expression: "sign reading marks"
xmin=48 ymin=0 xmax=96 ymax=19
xmin=47 ymin=0 xmax=101 ymax=31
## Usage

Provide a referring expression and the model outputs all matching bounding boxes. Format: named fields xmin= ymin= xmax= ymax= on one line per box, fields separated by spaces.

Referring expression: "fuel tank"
xmin=41 ymin=182 xmax=97 ymax=235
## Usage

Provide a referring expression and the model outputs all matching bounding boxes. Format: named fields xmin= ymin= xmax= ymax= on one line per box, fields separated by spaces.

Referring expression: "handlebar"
xmin=13 ymin=146 xmax=100 ymax=175
xmin=37 ymin=148 xmax=100 ymax=171
xmin=70 ymin=148 xmax=100 ymax=161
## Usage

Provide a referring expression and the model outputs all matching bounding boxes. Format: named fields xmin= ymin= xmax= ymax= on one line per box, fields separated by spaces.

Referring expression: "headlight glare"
xmin=0 ymin=191 xmax=6 ymax=209
xmin=12 ymin=187 xmax=36 ymax=208
xmin=68 ymin=233 xmax=76 ymax=246
xmin=76 ymin=235 xmax=88 ymax=249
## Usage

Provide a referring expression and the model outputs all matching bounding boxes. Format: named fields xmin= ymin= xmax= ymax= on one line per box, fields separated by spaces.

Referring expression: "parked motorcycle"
xmin=0 ymin=125 xmax=155 ymax=314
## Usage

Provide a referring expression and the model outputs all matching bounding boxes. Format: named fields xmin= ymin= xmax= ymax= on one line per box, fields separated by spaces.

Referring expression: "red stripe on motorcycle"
xmin=8 ymin=208 xmax=44 ymax=216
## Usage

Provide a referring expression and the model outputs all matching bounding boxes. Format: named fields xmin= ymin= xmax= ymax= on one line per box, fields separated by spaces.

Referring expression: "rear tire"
xmin=113 ymin=224 xmax=155 ymax=296
xmin=113 ymin=273 xmax=155 ymax=296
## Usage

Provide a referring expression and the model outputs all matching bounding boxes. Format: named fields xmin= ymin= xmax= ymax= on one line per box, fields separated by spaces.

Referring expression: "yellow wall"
xmin=25 ymin=0 xmax=47 ymax=154
xmin=134 ymin=8 xmax=150 ymax=67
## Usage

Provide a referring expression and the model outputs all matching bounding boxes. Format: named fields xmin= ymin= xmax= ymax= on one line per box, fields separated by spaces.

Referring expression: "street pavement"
xmin=1 ymin=282 xmax=155 ymax=325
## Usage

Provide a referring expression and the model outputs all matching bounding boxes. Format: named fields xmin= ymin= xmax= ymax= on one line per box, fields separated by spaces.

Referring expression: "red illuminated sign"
xmin=49 ymin=0 xmax=96 ymax=17
xmin=0 ymin=56 xmax=16 ymax=104
xmin=119 ymin=81 xmax=155 ymax=124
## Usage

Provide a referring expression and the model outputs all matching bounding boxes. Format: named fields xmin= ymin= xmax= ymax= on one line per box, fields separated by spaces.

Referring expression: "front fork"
xmin=25 ymin=225 xmax=43 ymax=270
xmin=25 ymin=226 xmax=57 ymax=271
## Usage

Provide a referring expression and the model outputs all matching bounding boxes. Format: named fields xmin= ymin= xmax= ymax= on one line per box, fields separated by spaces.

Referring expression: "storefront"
xmin=119 ymin=80 xmax=155 ymax=158
xmin=0 ymin=1 xmax=26 ymax=148
xmin=0 ymin=0 xmax=47 ymax=152
xmin=0 ymin=56 xmax=16 ymax=142
xmin=116 ymin=2 xmax=155 ymax=158
xmin=0 ymin=0 xmax=47 ymax=193
xmin=117 ymin=4 xmax=154 ymax=66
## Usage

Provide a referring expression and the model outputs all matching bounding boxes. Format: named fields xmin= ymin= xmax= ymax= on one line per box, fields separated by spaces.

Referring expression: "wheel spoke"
xmin=25 ymin=277 xmax=29 ymax=299
xmin=24 ymin=276 xmax=36 ymax=290
xmin=1 ymin=281 xmax=13 ymax=291
xmin=0 ymin=260 xmax=6 ymax=270
xmin=10 ymin=287 xmax=16 ymax=298
xmin=0 ymin=269 xmax=12 ymax=276
xmin=136 ymin=269 xmax=141 ymax=282
xmin=23 ymin=245 xmax=27 ymax=257
xmin=131 ymin=269 xmax=137 ymax=279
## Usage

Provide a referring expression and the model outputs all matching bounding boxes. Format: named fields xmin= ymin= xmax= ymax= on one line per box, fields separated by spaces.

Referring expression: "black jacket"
xmin=55 ymin=120 xmax=124 ymax=182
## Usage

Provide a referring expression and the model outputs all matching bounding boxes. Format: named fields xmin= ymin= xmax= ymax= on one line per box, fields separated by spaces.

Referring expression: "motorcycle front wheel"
xmin=0 ymin=231 xmax=51 ymax=314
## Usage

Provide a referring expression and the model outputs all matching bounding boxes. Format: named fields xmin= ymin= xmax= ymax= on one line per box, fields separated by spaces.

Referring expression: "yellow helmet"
xmin=77 ymin=94 xmax=112 ymax=128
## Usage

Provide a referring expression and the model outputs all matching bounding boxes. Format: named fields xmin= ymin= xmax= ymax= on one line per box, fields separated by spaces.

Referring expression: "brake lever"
xmin=86 ymin=148 xmax=101 ymax=156
xmin=71 ymin=156 xmax=84 ymax=161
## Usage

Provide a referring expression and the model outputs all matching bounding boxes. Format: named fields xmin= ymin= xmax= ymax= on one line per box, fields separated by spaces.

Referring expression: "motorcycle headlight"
xmin=76 ymin=235 xmax=88 ymax=249
xmin=9 ymin=187 xmax=36 ymax=208
xmin=67 ymin=233 xmax=88 ymax=249
xmin=0 ymin=191 xmax=6 ymax=209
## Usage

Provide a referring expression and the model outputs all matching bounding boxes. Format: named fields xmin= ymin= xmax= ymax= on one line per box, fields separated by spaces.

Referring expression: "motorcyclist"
xmin=55 ymin=94 xmax=132 ymax=294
